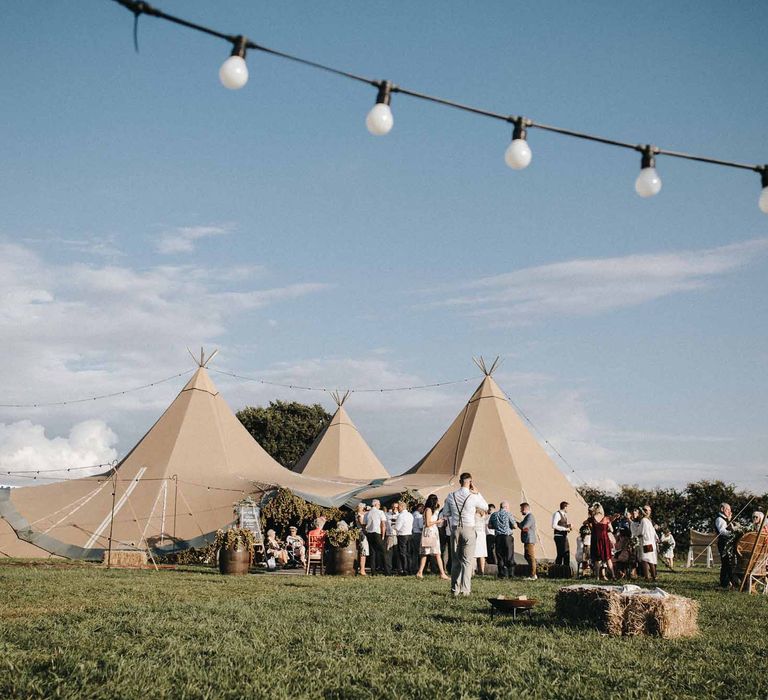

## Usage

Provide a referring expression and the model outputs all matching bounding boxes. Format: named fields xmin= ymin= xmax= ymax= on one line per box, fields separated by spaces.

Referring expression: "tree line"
xmin=577 ymin=480 xmax=767 ymax=550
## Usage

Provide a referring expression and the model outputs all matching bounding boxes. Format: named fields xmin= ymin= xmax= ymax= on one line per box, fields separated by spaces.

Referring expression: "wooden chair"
xmin=305 ymin=531 xmax=326 ymax=575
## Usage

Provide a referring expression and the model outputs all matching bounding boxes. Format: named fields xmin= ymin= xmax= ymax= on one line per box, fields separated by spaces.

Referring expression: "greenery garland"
xmin=326 ymin=527 xmax=360 ymax=549
xmin=260 ymin=487 xmax=343 ymax=535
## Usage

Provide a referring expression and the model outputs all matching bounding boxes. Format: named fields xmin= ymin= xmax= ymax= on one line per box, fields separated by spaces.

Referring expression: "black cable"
xmin=108 ymin=0 xmax=766 ymax=177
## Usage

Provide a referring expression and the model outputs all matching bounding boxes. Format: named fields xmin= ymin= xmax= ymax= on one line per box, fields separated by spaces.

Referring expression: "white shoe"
xmin=526 ymin=576 xmax=538 ymax=580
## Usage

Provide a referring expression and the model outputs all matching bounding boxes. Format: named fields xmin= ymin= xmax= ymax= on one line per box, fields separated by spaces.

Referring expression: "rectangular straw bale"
xmin=102 ymin=550 xmax=147 ymax=568
xmin=555 ymin=586 xmax=625 ymax=636
xmin=623 ymin=594 xmax=699 ymax=639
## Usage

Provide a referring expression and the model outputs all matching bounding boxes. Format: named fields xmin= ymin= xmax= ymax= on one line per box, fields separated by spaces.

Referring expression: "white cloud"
xmin=0 ymin=240 xmax=330 ymax=458
xmin=155 ymin=225 xmax=231 ymax=254
xmin=0 ymin=420 xmax=118 ymax=488
xmin=429 ymin=238 xmax=768 ymax=325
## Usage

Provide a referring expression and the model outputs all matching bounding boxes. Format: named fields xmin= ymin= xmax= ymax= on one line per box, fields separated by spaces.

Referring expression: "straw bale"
xmin=102 ymin=550 xmax=147 ymax=568
xmin=623 ymin=595 xmax=699 ymax=639
xmin=555 ymin=586 xmax=699 ymax=638
xmin=555 ymin=586 xmax=624 ymax=635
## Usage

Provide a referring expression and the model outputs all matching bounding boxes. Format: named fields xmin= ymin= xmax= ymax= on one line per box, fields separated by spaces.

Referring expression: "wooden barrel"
xmin=327 ymin=545 xmax=357 ymax=576
xmin=219 ymin=547 xmax=251 ymax=575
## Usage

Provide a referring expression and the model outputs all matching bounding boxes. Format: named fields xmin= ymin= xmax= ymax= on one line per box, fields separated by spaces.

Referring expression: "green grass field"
xmin=0 ymin=562 xmax=766 ymax=699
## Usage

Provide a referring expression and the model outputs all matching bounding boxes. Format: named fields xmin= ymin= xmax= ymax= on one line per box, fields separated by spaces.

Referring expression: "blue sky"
xmin=0 ymin=1 xmax=766 ymax=490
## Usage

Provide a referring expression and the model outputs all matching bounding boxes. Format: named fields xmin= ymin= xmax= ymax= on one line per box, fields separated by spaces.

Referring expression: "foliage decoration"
xmin=326 ymin=527 xmax=360 ymax=549
xmin=399 ymin=490 xmax=421 ymax=509
xmin=260 ymin=487 xmax=343 ymax=536
xmin=213 ymin=527 xmax=256 ymax=557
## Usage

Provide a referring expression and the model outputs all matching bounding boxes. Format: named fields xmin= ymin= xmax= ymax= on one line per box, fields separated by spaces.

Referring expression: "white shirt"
xmin=715 ymin=514 xmax=729 ymax=536
xmin=442 ymin=487 xmax=488 ymax=528
xmin=386 ymin=511 xmax=398 ymax=536
xmin=364 ymin=508 xmax=387 ymax=534
xmin=395 ymin=510 xmax=414 ymax=535
xmin=412 ymin=511 xmax=424 ymax=533
xmin=551 ymin=509 xmax=570 ymax=533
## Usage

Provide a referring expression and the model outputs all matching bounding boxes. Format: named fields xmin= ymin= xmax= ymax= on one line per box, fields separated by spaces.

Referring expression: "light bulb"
xmin=366 ymin=103 xmax=393 ymax=136
xmin=635 ymin=167 xmax=662 ymax=198
xmin=219 ymin=55 xmax=248 ymax=90
xmin=504 ymin=139 xmax=532 ymax=170
xmin=759 ymin=187 xmax=768 ymax=214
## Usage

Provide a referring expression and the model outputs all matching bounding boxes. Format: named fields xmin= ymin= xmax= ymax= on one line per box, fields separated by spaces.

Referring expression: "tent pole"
xmin=106 ymin=468 xmax=118 ymax=568
xmin=172 ymin=474 xmax=178 ymax=540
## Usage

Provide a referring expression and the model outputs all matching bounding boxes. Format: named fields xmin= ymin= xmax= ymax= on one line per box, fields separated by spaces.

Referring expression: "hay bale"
xmin=623 ymin=595 xmax=699 ymax=639
xmin=555 ymin=585 xmax=624 ymax=635
xmin=103 ymin=550 xmax=147 ymax=568
xmin=555 ymin=585 xmax=699 ymax=638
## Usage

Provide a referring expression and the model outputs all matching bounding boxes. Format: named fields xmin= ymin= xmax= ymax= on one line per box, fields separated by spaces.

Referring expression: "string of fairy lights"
xmin=0 ymin=365 xmax=587 ymax=485
xmin=0 ymin=367 xmax=473 ymax=409
xmin=105 ymin=0 xmax=768 ymax=211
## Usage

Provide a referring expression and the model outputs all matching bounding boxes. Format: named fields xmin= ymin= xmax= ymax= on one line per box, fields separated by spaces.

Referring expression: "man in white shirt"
xmin=364 ymin=499 xmax=390 ymax=576
xmin=386 ymin=504 xmax=400 ymax=573
xmin=715 ymin=503 xmax=737 ymax=589
xmin=394 ymin=501 xmax=415 ymax=575
xmin=441 ymin=472 xmax=488 ymax=597
xmin=551 ymin=501 xmax=572 ymax=568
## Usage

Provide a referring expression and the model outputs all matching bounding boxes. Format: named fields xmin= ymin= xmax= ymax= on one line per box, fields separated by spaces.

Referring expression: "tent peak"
xmin=187 ymin=346 xmax=219 ymax=368
xmin=330 ymin=390 xmax=350 ymax=407
xmin=473 ymin=355 xmax=501 ymax=377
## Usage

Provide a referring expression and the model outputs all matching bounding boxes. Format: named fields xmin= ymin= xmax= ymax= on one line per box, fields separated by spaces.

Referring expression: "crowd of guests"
xmin=261 ymin=472 xmax=542 ymax=597
xmin=574 ymin=503 xmax=670 ymax=582
xmin=261 ymin=483 xmax=768 ymax=596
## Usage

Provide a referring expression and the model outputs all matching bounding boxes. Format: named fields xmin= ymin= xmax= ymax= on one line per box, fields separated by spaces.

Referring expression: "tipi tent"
xmin=0 ymin=353 xmax=362 ymax=560
xmin=292 ymin=391 xmax=389 ymax=481
xmin=361 ymin=358 xmax=588 ymax=560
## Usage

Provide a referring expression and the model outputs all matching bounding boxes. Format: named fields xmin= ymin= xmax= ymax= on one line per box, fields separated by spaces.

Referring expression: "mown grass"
xmin=0 ymin=563 xmax=766 ymax=699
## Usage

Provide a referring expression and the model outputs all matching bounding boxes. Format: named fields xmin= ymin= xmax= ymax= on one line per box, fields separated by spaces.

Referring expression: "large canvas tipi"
xmin=0 ymin=353 xmax=358 ymax=560
xmin=360 ymin=358 xmax=587 ymax=560
xmin=292 ymin=391 xmax=389 ymax=481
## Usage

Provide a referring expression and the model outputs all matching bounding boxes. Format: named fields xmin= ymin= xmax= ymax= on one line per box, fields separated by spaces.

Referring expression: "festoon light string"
xmin=0 ymin=368 xmax=473 ymax=409
xmin=108 ymin=0 xmax=768 ymax=211
xmin=503 ymin=392 xmax=587 ymax=486
xmin=0 ymin=370 xmax=194 ymax=409
xmin=3 ymin=375 xmax=588 ymax=488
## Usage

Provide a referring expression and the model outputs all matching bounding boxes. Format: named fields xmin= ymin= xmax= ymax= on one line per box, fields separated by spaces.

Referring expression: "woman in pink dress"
xmin=589 ymin=503 xmax=615 ymax=580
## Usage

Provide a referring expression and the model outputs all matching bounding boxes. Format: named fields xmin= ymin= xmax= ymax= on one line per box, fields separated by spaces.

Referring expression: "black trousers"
xmin=367 ymin=532 xmax=390 ymax=575
xmin=439 ymin=527 xmax=451 ymax=571
xmin=486 ymin=534 xmax=496 ymax=564
xmin=495 ymin=534 xmax=515 ymax=577
xmin=410 ymin=531 xmax=421 ymax=571
xmin=397 ymin=535 xmax=413 ymax=574
xmin=554 ymin=534 xmax=570 ymax=567
xmin=717 ymin=535 xmax=736 ymax=588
